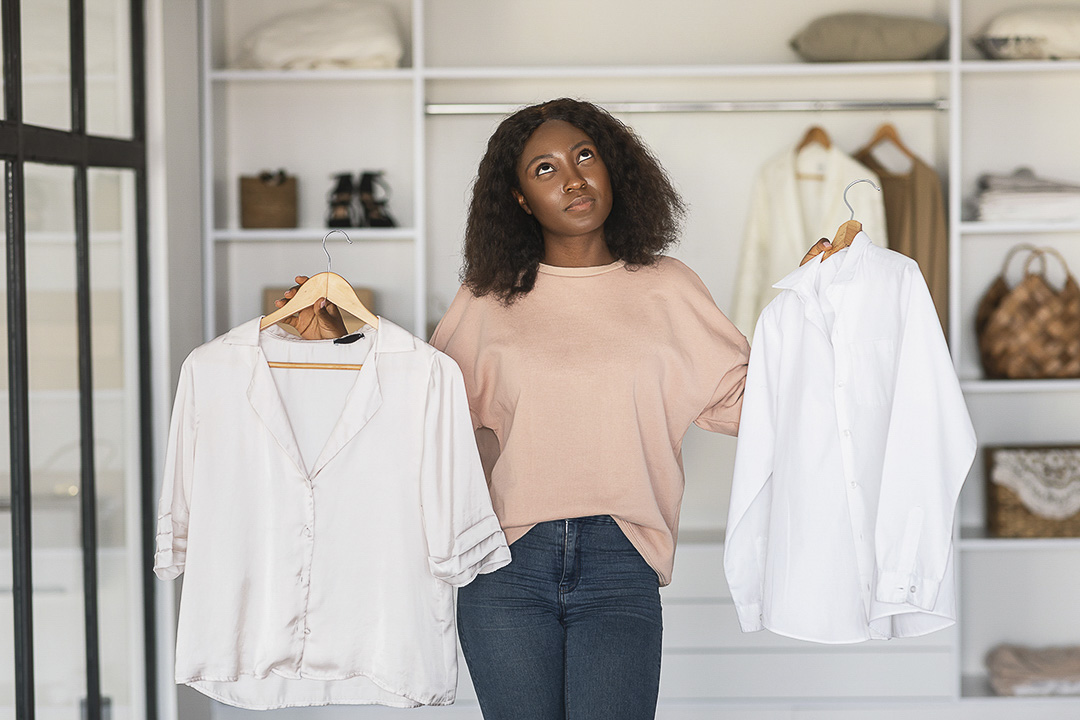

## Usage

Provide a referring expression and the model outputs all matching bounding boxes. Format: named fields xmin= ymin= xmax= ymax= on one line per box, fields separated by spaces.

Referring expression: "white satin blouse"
xmin=155 ymin=317 xmax=510 ymax=709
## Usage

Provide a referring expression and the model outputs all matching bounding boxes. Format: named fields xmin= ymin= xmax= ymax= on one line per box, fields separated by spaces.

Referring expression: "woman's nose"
xmin=563 ymin=172 xmax=587 ymax=192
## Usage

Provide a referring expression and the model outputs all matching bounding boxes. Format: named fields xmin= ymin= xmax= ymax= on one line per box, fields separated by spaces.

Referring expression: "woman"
xmin=278 ymin=98 xmax=822 ymax=719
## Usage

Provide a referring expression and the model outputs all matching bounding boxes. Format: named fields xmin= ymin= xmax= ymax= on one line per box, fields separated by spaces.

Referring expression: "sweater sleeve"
xmin=429 ymin=285 xmax=485 ymax=430
xmin=671 ymin=260 xmax=750 ymax=436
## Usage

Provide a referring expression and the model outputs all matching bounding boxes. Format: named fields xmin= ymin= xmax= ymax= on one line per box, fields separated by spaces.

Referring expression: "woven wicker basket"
xmin=240 ymin=171 xmax=297 ymax=228
xmin=986 ymin=446 xmax=1080 ymax=538
xmin=975 ymin=245 xmax=1080 ymax=379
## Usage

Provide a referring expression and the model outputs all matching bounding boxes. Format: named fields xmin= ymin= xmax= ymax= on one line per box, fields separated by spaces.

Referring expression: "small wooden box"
xmin=240 ymin=174 xmax=297 ymax=228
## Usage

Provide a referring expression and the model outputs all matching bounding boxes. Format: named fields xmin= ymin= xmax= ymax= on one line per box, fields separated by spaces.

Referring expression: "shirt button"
xmin=910 ymin=586 xmax=917 ymax=593
xmin=304 ymin=628 xmax=311 ymax=635
xmin=850 ymin=481 xmax=858 ymax=489
xmin=837 ymin=381 xmax=845 ymax=388
xmin=304 ymin=526 xmax=312 ymax=537
xmin=843 ymin=429 xmax=851 ymax=438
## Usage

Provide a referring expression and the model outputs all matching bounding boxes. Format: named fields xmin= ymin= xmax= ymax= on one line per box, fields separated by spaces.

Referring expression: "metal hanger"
xmin=816 ymin=178 xmax=881 ymax=263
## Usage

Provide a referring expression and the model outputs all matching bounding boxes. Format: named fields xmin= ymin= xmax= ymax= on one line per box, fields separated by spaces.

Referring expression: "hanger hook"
xmin=322 ymin=229 xmax=353 ymax=273
xmin=842 ymin=178 xmax=881 ymax=221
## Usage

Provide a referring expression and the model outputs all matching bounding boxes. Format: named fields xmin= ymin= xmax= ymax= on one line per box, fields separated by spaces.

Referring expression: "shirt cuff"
xmin=875 ymin=571 xmax=941 ymax=611
xmin=428 ymin=514 xmax=511 ymax=587
xmin=734 ymin=601 xmax=765 ymax=633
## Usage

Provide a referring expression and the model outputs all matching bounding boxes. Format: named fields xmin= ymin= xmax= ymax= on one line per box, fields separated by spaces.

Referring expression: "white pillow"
xmin=974 ymin=7 xmax=1080 ymax=60
xmin=235 ymin=0 xmax=404 ymax=70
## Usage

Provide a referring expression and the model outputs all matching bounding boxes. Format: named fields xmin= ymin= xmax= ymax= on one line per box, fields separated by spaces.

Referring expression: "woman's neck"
xmin=542 ymin=235 xmax=615 ymax=267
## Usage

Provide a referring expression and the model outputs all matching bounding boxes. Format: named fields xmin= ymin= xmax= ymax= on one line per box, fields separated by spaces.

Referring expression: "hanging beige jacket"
xmin=732 ymin=144 xmax=888 ymax=338
xmin=853 ymin=148 xmax=949 ymax=334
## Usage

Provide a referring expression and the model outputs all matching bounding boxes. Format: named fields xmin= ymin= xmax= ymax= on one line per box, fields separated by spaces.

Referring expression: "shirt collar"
xmin=772 ymin=231 xmax=873 ymax=302
xmin=223 ymin=315 xmax=417 ymax=355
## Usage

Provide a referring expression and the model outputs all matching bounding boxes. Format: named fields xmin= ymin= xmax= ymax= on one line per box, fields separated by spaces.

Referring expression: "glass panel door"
xmin=24 ymin=162 xmax=85 ymax=719
xmin=88 ymin=167 xmax=138 ymax=720
xmin=21 ymin=1 xmax=73 ymax=130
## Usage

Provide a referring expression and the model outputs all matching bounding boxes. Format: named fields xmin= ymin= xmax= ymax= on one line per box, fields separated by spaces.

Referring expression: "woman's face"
xmin=513 ymin=119 xmax=613 ymax=243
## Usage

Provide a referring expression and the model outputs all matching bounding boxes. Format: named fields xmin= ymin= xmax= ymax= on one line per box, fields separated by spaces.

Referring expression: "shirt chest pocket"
xmin=845 ymin=338 xmax=896 ymax=408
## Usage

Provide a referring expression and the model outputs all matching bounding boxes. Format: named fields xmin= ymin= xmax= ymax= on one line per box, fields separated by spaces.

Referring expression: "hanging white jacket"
xmin=724 ymin=233 xmax=975 ymax=644
xmin=732 ymin=144 xmax=888 ymax=339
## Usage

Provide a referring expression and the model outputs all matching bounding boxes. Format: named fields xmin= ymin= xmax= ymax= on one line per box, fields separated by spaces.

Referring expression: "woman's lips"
xmin=565 ymin=196 xmax=595 ymax=211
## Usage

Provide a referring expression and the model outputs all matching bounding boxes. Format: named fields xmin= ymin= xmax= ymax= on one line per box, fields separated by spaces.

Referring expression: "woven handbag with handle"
xmin=976 ymin=244 xmax=1080 ymax=379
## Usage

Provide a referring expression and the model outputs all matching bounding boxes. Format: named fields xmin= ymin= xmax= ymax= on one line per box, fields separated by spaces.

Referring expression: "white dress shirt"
xmin=731 ymin=144 xmax=888 ymax=339
xmin=725 ymin=233 xmax=975 ymax=643
xmin=155 ymin=317 xmax=511 ymax=709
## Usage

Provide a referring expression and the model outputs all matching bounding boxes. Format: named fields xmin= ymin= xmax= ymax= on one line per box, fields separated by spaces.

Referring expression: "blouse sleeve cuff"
xmin=428 ymin=514 xmax=511 ymax=587
xmin=153 ymin=543 xmax=186 ymax=580
xmin=153 ymin=514 xmax=187 ymax=580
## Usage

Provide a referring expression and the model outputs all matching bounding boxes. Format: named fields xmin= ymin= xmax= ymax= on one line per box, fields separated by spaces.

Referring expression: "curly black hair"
xmin=462 ymin=98 xmax=685 ymax=303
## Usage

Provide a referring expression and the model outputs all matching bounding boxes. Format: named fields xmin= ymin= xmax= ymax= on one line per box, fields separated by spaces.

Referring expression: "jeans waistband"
xmin=537 ymin=514 xmax=616 ymax=528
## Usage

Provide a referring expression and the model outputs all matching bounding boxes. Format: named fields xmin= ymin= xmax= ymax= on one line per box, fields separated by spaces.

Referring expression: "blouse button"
xmin=909 ymin=586 xmax=917 ymax=593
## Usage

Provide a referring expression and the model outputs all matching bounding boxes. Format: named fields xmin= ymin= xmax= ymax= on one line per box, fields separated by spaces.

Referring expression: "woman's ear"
xmin=512 ymin=189 xmax=533 ymax=215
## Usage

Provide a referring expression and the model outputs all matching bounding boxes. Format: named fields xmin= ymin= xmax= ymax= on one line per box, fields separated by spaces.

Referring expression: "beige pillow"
xmin=790 ymin=13 xmax=948 ymax=62
xmin=974 ymin=8 xmax=1080 ymax=60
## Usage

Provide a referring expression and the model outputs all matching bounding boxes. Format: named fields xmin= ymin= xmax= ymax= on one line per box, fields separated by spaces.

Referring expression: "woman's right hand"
xmin=274 ymin=275 xmax=348 ymax=340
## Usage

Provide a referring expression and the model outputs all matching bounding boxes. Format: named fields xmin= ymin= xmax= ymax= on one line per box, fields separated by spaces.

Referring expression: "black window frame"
xmin=0 ymin=2 xmax=154 ymax=720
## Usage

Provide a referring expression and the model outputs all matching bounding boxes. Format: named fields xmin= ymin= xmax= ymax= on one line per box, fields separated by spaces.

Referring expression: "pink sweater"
xmin=430 ymin=257 xmax=749 ymax=585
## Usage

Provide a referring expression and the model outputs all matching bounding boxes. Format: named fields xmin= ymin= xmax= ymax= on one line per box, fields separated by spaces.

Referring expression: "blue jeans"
xmin=457 ymin=515 xmax=663 ymax=720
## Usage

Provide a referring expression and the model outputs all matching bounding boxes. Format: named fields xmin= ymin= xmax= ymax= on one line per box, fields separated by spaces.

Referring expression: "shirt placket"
xmin=830 ymin=317 xmax=875 ymax=620
xmin=297 ymin=472 xmax=316 ymax=671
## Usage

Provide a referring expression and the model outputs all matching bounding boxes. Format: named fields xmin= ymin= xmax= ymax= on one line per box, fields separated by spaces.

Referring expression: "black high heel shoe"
xmin=357 ymin=171 xmax=396 ymax=228
xmin=327 ymin=173 xmax=356 ymax=227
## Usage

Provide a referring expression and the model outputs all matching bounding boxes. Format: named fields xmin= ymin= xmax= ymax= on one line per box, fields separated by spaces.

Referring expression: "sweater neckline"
xmin=537 ymin=259 xmax=626 ymax=277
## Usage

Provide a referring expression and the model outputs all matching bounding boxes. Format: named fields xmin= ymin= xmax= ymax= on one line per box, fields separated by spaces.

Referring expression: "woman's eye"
xmin=578 ymin=148 xmax=595 ymax=162
xmin=536 ymin=162 xmax=555 ymax=176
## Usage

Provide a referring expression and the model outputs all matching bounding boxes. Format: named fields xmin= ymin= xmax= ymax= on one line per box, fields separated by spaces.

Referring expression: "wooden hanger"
xmin=796 ymin=125 xmax=831 ymax=153
xmin=859 ymin=122 xmax=917 ymax=161
xmin=795 ymin=125 xmax=831 ymax=180
xmin=260 ymin=230 xmax=379 ymax=370
xmin=809 ymin=178 xmax=882 ymax=264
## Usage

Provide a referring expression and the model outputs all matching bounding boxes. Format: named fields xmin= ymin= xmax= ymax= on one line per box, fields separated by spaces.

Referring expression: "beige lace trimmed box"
xmin=986 ymin=446 xmax=1080 ymax=538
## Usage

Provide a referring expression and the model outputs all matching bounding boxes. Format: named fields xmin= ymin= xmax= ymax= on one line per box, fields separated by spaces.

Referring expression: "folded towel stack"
xmin=976 ymin=168 xmax=1080 ymax=223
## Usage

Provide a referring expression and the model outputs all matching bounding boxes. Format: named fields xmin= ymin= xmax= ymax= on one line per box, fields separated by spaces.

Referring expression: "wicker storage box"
xmin=986 ymin=445 xmax=1080 ymax=538
xmin=240 ymin=171 xmax=297 ymax=228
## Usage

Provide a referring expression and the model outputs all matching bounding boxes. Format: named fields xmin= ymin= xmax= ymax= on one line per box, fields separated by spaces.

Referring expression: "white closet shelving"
xmin=197 ymin=0 xmax=1080 ymax=716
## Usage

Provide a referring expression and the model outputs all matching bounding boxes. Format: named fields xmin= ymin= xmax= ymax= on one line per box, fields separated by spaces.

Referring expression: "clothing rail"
xmin=425 ymin=99 xmax=950 ymax=115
